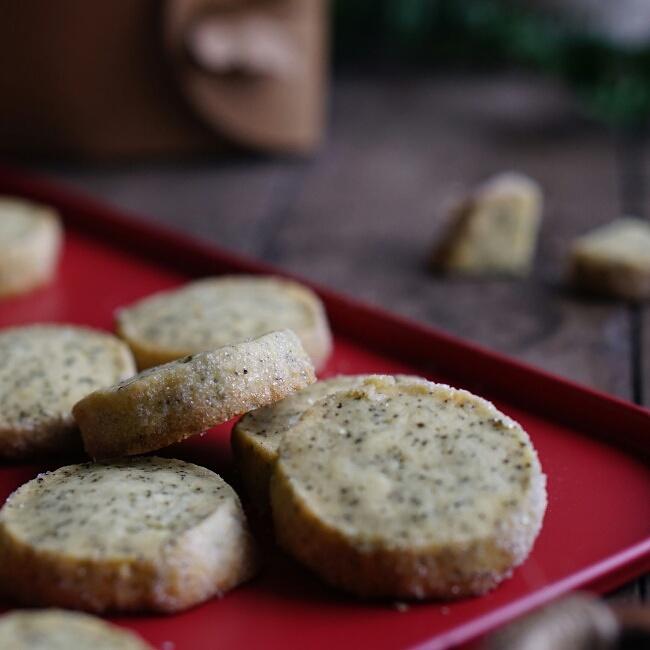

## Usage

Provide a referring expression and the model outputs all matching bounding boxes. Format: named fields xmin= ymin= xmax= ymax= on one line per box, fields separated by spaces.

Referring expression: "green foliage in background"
xmin=334 ymin=0 xmax=650 ymax=126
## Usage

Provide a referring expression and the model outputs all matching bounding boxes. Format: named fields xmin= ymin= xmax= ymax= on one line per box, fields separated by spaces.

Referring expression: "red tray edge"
xmin=412 ymin=538 xmax=650 ymax=649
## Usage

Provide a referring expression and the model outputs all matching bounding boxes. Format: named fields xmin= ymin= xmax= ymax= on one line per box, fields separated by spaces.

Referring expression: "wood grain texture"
xmin=639 ymin=307 xmax=650 ymax=408
xmin=621 ymin=131 xmax=649 ymax=604
xmin=620 ymin=131 xmax=647 ymax=414
xmin=638 ymin=139 xmax=650 ymax=603
xmin=31 ymin=159 xmax=304 ymax=258
xmin=638 ymin=138 xmax=650 ymax=412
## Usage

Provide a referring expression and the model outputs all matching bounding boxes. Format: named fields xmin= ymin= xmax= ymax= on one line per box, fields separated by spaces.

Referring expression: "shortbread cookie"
xmin=0 ymin=610 xmax=152 ymax=649
xmin=0 ymin=325 xmax=136 ymax=459
xmin=0 ymin=197 xmax=63 ymax=297
xmin=232 ymin=375 xmax=423 ymax=513
xmin=271 ymin=378 xmax=547 ymax=599
xmin=432 ymin=172 xmax=542 ymax=276
xmin=0 ymin=458 xmax=258 ymax=613
xmin=116 ymin=275 xmax=332 ymax=370
xmin=569 ymin=217 xmax=650 ymax=301
xmin=74 ymin=330 xmax=315 ymax=459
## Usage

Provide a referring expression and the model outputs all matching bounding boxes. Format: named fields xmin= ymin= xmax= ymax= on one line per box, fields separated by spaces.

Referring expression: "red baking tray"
xmin=0 ymin=165 xmax=648 ymax=650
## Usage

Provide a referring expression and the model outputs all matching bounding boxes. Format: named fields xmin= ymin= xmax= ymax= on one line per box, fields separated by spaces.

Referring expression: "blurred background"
xmin=0 ymin=0 xmax=647 ymax=400
xmin=0 ymin=0 xmax=648 ymax=626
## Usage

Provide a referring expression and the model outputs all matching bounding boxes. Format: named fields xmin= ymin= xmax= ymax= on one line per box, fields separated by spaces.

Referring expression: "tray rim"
xmin=0 ymin=163 xmax=648 ymax=648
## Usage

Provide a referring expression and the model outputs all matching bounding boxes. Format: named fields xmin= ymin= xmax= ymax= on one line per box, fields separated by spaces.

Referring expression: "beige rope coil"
xmin=484 ymin=594 xmax=620 ymax=650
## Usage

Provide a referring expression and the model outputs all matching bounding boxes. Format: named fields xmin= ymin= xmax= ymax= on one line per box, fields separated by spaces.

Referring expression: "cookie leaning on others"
xmin=73 ymin=329 xmax=316 ymax=459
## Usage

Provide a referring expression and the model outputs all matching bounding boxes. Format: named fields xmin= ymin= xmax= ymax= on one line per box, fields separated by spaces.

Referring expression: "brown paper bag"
xmin=0 ymin=0 xmax=327 ymax=158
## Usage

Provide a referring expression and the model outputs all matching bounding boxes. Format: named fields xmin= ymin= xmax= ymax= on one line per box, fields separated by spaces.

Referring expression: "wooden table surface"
xmin=31 ymin=72 xmax=648 ymax=606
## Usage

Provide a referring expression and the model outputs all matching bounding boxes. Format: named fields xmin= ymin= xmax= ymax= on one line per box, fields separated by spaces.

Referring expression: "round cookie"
xmin=73 ymin=329 xmax=316 ymax=459
xmin=116 ymin=275 xmax=332 ymax=370
xmin=0 ymin=610 xmax=152 ymax=650
xmin=0 ymin=458 xmax=258 ymax=613
xmin=0 ymin=196 xmax=62 ymax=298
xmin=271 ymin=378 xmax=547 ymax=599
xmin=232 ymin=374 xmax=424 ymax=513
xmin=0 ymin=325 xmax=136 ymax=459
xmin=569 ymin=217 xmax=650 ymax=301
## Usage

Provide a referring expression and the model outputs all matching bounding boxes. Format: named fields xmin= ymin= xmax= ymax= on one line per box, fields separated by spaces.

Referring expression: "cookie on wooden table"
xmin=74 ymin=329 xmax=316 ymax=459
xmin=271 ymin=377 xmax=547 ymax=599
xmin=116 ymin=275 xmax=332 ymax=370
xmin=232 ymin=374 xmax=426 ymax=514
xmin=432 ymin=172 xmax=543 ymax=276
xmin=0 ymin=610 xmax=152 ymax=650
xmin=569 ymin=217 xmax=650 ymax=301
xmin=0 ymin=196 xmax=63 ymax=298
xmin=0 ymin=458 xmax=258 ymax=613
xmin=0 ymin=325 xmax=136 ymax=460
